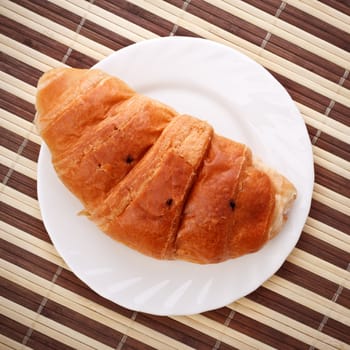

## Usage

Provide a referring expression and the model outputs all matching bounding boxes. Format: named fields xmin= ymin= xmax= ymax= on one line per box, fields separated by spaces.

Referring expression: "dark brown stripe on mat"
xmin=26 ymin=330 xmax=75 ymax=350
xmin=136 ymin=313 xmax=217 ymax=349
xmin=316 ymin=132 xmax=350 ymax=161
xmin=65 ymin=49 xmax=98 ymax=69
xmin=315 ymin=164 xmax=350 ymax=199
xmin=306 ymin=124 xmax=318 ymax=141
xmin=174 ymin=26 xmax=200 ymax=37
xmin=267 ymin=71 xmax=332 ymax=115
xmin=95 ymin=0 xmax=175 ymax=36
xmin=1 ymin=127 xmax=27 ymax=154
xmin=343 ymin=75 xmax=350 ymax=90
xmin=329 ymin=102 xmax=350 ymax=127
xmin=323 ymin=317 xmax=350 ymax=345
xmin=187 ymin=0 xmax=268 ymax=46
xmin=1 ymin=128 xmax=40 ymax=162
xmin=21 ymin=139 xmax=40 ymax=162
xmin=0 ymin=315 xmax=29 ymax=344
xmin=277 ymin=261 xmax=339 ymax=300
xmin=0 ymin=16 xmax=72 ymax=63
xmin=248 ymin=286 xmax=323 ymax=329
xmin=310 ymin=199 xmax=350 ymax=235
xmin=265 ymin=34 xmax=345 ymax=83
xmin=55 ymin=268 xmax=135 ymax=319
xmin=318 ymin=0 xmax=350 ymax=16
xmin=80 ymin=19 xmax=134 ymax=52
xmin=250 ymin=283 xmax=350 ymax=343
xmin=2 ymin=277 xmax=43 ymax=312
xmin=204 ymin=305 xmax=306 ymax=350
xmin=280 ymin=4 xmax=350 ymax=51
xmin=1 ymin=238 xmax=59 ymax=281
xmin=0 ymin=164 xmax=9 ymax=183
xmin=297 ymin=232 xmax=350 ymax=270
xmin=1 ymin=203 xmax=49 ymax=242
xmin=228 ymin=310 xmax=309 ymax=350
xmin=164 ymin=0 xmax=190 ymax=10
xmin=1 ymin=14 xmax=99 ymax=69
xmin=0 ymin=52 xmax=43 ymax=87
xmin=219 ymin=343 xmax=239 ymax=350
xmin=122 ymin=336 xmax=156 ymax=350
xmin=336 ymin=286 xmax=350 ymax=309
xmin=202 ymin=307 xmax=233 ymax=324
xmin=12 ymin=0 xmax=83 ymax=31
xmin=240 ymin=0 xmax=282 ymax=16
xmin=42 ymin=299 xmax=125 ymax=348
xmin=4 ymin=170 xmax=38 ymax=200
xmin=164 ymin=0 xmax=190 ymax=7
xmin=0 ymin=90 xmax=35 ymax=122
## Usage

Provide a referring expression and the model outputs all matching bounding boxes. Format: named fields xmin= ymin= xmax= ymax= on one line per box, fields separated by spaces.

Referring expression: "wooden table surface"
xmin=1 ymin=1 xmax=349 ymax=349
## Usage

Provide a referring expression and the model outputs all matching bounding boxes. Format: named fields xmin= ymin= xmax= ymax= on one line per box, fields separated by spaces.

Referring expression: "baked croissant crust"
xmin=35 ymin=67 xmax=297 ymax=264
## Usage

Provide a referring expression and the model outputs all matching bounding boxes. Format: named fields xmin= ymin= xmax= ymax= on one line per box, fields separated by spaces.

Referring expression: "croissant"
xmin=35 ymin=67 xmax=297 ymax=264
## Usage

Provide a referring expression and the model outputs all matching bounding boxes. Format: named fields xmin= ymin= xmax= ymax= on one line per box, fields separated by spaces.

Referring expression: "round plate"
xmin=37 ymin=37 xmax=314 ymax=316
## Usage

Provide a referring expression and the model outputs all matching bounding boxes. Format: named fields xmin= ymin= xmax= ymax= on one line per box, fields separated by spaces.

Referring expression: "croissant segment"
xmin=35 ymin=68 xmax=297 ymax=264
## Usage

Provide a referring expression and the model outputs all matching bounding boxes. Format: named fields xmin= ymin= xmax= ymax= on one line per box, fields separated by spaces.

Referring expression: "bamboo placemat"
xmin=1 ymin=0 xmax=350 ymax=349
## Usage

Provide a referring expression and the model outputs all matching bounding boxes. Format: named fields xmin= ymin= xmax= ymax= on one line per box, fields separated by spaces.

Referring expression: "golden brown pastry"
xmin=54 ymin=94 xmax=176 ymax=209
xmin=35 ymin=67 xmax=297 ymax=264
xmin=92 ymin=115 xmax=213 ymax=259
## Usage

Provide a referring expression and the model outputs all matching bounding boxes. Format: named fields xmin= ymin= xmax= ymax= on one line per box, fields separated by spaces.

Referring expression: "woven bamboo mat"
xmin=1 ymin=0 xmax=350 ymax=349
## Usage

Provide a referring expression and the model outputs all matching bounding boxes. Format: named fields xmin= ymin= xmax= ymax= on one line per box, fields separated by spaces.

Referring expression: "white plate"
xmin=37 ymin=37 xmax=314 ymax=316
